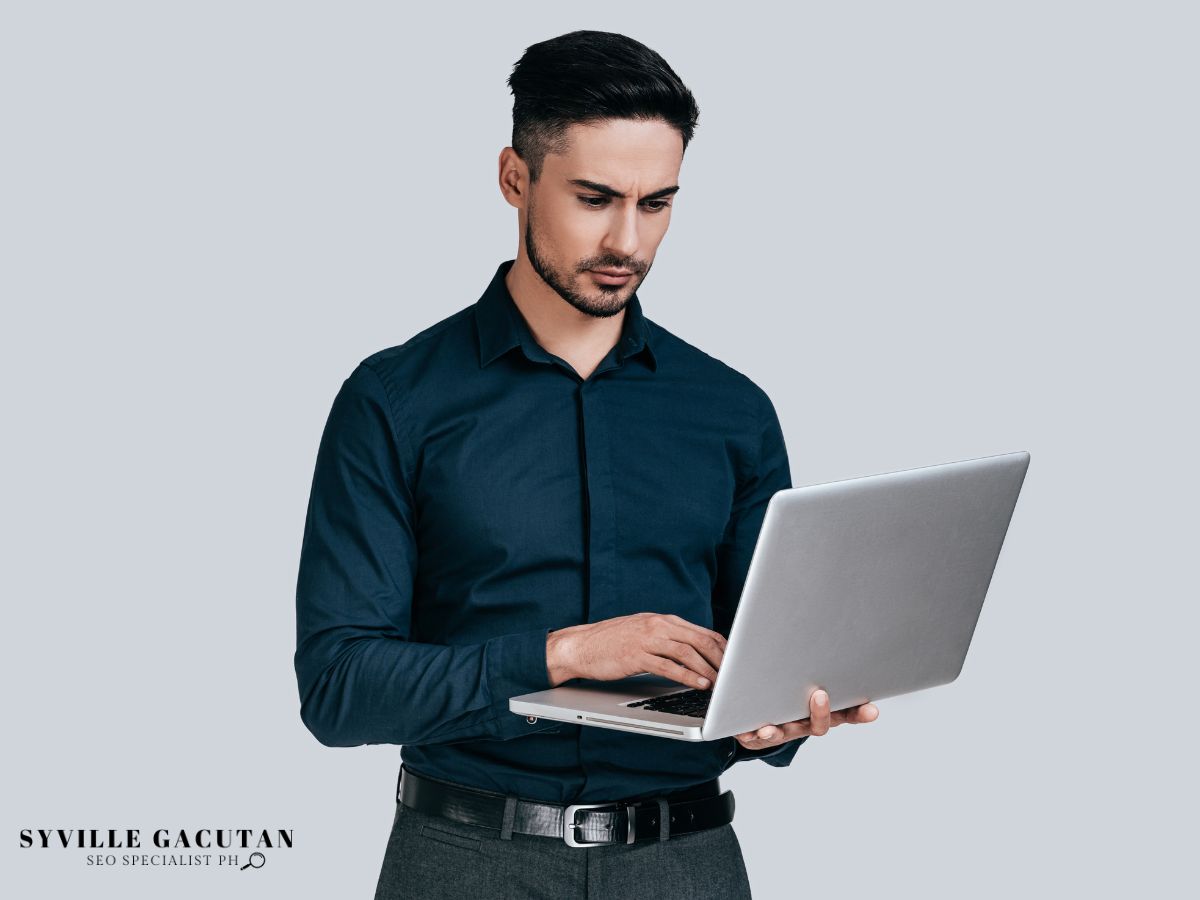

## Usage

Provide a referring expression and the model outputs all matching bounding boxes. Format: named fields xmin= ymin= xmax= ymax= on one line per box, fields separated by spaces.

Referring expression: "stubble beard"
xmin=524 ymin=209 xmax=643 ymax=320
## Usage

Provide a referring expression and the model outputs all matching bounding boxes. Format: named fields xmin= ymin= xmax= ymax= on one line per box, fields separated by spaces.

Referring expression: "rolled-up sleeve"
xmin=713 ymin=387 xmax=807 ymax=768
xmin=294 ymin=362 xmax=553 ymax=748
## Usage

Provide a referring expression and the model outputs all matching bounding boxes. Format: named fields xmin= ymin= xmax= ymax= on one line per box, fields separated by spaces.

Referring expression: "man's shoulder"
xmin=321 ymin=301 xmax=478 ymax=426
xmin=646 ymin=317 xmax=775 ymax=411
xmin=361 ymin=304 xmax=475 ymax=374
xmin=345 ymin=302 xmax=481 ymax=410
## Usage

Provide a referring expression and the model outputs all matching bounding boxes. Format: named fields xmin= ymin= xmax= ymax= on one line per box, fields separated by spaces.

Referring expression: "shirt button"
xmin=526 ymin=716 xmax=539 ymax=724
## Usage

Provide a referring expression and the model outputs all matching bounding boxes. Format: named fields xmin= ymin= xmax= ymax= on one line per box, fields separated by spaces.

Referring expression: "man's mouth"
xmin=590 ymin=269 xmax=634 ymax=285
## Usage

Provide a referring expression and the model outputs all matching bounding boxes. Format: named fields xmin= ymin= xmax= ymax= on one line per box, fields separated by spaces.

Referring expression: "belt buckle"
xmin=563 ymin=802 xmax=637 ymax=847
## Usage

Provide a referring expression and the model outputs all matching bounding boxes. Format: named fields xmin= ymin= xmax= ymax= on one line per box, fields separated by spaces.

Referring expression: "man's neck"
xmin=505 ymin=255 xmax=626 ymax=381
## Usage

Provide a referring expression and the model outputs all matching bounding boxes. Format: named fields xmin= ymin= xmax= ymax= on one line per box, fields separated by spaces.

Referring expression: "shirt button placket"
xmin=575 ymin=374 xmax=624 ymax=800
xmin=577 ymin=380 xmax=617 ymax=626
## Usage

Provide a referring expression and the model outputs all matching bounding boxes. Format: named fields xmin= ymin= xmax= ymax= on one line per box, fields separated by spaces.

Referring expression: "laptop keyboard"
xmin=627 ymin=688 xmax=711 ymax=718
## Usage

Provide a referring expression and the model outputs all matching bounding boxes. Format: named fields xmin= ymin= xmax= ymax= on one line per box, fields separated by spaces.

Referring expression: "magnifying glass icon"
xmin=240 ymin=852 xmax=266 ymax=871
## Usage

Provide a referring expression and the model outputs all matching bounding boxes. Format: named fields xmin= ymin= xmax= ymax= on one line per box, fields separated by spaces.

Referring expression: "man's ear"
xmin=498 ymin=147 xmax=528 ymax=210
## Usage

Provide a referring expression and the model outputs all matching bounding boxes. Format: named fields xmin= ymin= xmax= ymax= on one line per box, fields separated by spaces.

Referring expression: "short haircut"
xmin=506 ymin=30 xmax=701 ymax=183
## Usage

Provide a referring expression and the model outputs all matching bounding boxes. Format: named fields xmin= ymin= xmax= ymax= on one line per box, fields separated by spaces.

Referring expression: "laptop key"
xmin=628 ymin=688 xmax=712 ymax=718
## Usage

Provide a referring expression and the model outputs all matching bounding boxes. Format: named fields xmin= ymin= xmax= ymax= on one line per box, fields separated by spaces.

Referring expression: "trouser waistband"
xmin=397 ymin=764 xmax=735 ymax=847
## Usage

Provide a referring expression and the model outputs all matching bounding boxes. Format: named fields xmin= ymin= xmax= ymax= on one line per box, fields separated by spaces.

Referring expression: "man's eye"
xmin=578 ymin=196 xmax=672 ymax=212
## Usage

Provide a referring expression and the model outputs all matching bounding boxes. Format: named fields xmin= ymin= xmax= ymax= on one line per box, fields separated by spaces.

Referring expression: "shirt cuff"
xmin=485 ymin=626 xmax=553 ymax=703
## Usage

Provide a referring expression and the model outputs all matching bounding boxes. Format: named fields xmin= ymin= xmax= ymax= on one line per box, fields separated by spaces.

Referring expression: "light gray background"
xmin=2 ymin=2 xmax=1195 ymax=898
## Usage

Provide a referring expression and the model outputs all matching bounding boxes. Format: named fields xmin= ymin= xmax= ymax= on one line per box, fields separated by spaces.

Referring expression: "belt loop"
xmin=500 ymin=795 xmax=518 ymax=841
xmin=655 ymin=797 xmax=670 ymax=842
xmin=396 ymin=764 xmax=405 ymax=803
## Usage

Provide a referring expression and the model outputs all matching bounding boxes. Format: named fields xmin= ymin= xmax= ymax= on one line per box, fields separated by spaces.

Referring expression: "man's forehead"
xmin=551 ymin=120 xmax=682 ymax=172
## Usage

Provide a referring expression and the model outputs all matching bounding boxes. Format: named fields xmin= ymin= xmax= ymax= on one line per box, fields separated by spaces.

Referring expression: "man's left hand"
xmin=733 ymin=689 xmax=879 ymax=751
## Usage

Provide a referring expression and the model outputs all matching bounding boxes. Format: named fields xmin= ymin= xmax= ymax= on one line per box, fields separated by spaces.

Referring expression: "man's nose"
xmin=602 ymin=206 xmax=640 ymax=259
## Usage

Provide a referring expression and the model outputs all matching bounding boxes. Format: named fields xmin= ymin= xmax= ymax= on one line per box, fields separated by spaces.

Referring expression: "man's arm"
xmin=712 ymin=386 xmax=807 ymax=768
xmin=294 ymin=362 xmax=554 ymax=748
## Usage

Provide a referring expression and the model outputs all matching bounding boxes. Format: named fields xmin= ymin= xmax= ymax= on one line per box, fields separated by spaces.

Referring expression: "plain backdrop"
xmin=2 ymin=2 xmax=1195 ymax=898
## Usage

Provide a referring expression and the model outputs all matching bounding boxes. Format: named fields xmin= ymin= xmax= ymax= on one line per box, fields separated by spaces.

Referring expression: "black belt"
xmin=398 ymin=764 xmax=735 ymax=847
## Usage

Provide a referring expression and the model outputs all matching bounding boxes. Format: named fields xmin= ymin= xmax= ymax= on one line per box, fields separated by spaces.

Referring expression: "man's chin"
xmin=567 ymin=295 xmax=628 ymax=319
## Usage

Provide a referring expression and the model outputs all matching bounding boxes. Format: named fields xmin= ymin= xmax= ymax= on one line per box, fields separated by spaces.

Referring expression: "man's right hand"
xmin=545 ymin=613 xmax=726 ymax=689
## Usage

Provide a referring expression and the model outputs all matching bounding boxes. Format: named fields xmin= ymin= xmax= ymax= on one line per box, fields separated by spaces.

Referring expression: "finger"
xmin=665 ymin=622 xmax=726 ymax=671
xmin=733 ymin=723 xmax=778 ymax=745
xmin=750 ymin=720 xmax=810 ymax=745
xmin=664 ymin=615 xmax=729 ymax=651
xmin=655 ymin=639 xmax=718 ymax=686
xmin=854 ymin=703 xmax=879 ymax=723
xmin=808 ymin=689 xmax=831 ymax=736
xmin=735 ymin=729 xmax=779 ymax=750
xmin=831 ymin=702 xmax=879 ymax=727
xmin=662 ymin=619 xmax=724 ymax=667
xmin=755 ymin=724 xmax=781 ymax=742
xmin=642 ymin=615 xmax=725 ymax=669
xmin=735 ymin=730 xmax=767 ymax=748
xmin=641 ymin=653 xmax=710 ymax=690
xmin=775 ymin=720 xmax=811 ymax=741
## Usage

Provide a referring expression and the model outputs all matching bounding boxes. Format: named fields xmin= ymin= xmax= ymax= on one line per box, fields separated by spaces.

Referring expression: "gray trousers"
xmin=374 ymin=801 xmax=754 ymax=899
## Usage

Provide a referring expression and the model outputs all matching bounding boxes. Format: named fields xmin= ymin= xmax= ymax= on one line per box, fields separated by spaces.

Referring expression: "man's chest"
xmin=407 ymin=375 xmax=743 ymax=616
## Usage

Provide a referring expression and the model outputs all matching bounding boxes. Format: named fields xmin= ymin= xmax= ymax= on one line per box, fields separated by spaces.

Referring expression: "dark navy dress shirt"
xmin=294 ymin=259 xmax=806 ymax=803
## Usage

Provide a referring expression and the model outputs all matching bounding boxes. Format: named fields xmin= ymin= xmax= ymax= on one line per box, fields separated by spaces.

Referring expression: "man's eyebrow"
xmin=568 ymin=178 xmax=681 ymax=201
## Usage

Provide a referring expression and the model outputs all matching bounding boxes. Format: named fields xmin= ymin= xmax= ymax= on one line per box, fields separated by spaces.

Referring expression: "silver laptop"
xmin=509 ymin=450 xmax=1030 ymax=741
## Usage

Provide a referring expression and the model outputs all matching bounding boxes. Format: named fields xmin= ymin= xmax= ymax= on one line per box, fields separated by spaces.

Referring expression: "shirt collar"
xmin=474 ymin=259 xmax=657 ymax=372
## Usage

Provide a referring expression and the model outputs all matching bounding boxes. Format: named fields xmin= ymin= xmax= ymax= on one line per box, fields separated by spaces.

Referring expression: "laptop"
xmin=509 ymin=450 xmax=1030 ymax=741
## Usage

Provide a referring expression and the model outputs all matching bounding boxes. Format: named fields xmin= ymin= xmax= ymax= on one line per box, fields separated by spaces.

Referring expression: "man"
xmin=295 ymin=30 xmax=878 ymax=899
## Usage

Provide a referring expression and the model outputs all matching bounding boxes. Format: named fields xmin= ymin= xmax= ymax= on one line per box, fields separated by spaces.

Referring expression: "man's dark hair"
xmin=507 ymin=30 xmax=700 ymax=184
